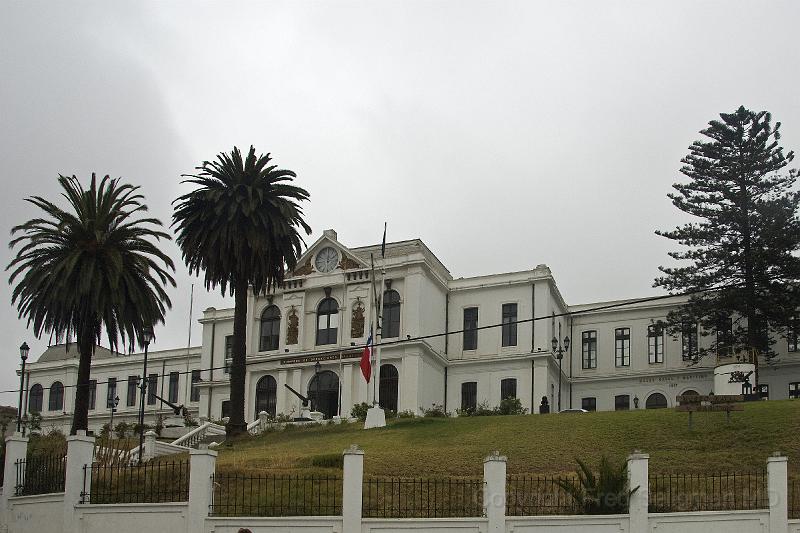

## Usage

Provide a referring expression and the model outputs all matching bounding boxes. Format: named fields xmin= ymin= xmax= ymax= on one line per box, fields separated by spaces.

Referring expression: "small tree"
xmin=558 ymin=456 xmax=637 ymax=514
xmin=655 ymin=107 xmax=800 ymax=363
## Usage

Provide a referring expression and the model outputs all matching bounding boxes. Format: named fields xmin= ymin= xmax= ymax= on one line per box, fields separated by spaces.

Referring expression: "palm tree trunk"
xmin=227 ymin=277 xmax=249 ymax=437
xmin=70 ymin=333 xmax=94 ymax=435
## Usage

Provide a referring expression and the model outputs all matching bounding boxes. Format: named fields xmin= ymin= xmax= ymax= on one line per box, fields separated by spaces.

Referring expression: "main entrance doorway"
xmin=308 ymin=370 xmax=339 ymax=419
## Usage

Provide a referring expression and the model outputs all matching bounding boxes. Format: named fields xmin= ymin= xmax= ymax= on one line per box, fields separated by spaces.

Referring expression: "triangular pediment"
xmin=289 ymin=229 xmax=368 ymax=277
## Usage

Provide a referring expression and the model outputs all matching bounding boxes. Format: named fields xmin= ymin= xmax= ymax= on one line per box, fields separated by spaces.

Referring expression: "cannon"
xmin=283 ymin=384 xmax=314 ymax=421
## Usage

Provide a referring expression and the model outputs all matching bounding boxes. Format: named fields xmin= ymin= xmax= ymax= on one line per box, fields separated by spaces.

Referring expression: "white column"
xmin=342 ymin=444 xmax=364 ymax=533
xmin=767 ymin=453 xmax=788 ymax=533
xmin=1 ymin=434 xmax=28 ymax=520
xmin=187 ymin=447 xmax=217 ymax=533
xmin=63 ymin=431 xmax=95 ymax=533
xmin=483 ymin=451 xmax=506 ymax=533
xmin=627 ymin=451 xmax=649 ymax=533
xmin=276 ymin=369 xmax=287 ymax=415
xmin=341 ymin=363 xmax=353 ymax=417
xmin=143 ymin=430 xmax=157 ymax=462
xmin=400 ymin=355 xmax=420 ymax=413
xmin=533 ymin=358 xmax=549 ymax=414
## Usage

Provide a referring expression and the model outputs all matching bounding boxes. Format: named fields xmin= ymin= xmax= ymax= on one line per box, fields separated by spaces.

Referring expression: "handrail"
xmin=171 ymin=421 xmax=224 ymax=447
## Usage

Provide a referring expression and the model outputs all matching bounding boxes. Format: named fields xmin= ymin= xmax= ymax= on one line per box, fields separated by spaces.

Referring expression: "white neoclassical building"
xmin=19 ymin=229 xmax=800 ymax=433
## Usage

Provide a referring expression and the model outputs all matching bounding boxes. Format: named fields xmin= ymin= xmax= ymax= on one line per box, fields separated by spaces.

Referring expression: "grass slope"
xmin=216 ymin=400 xmax=799 ymax=478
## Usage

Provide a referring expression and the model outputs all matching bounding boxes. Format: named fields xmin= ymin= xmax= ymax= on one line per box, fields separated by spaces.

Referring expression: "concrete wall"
xmin=647 ymin=510 xmax=769 ymax=533
xmin=75 ymin=503 xmax=188 ymax=533
xmin=205 ymin=517 xmax=342 ymax=532
xmin=363 ymin=518 xmax=487 ymax=532
xmin=6 ymin=492 xmax=64 ymax=533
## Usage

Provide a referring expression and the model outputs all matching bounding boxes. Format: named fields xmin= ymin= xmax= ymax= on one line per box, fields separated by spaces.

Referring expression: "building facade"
xmin=20 ymin=229 xmax=800 ymax=433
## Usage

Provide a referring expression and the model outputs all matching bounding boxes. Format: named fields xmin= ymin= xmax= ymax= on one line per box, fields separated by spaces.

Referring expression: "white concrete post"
xmin=1 ymin=433 xmax=28 ymax=520
xmin=258 ymin=411 xmax=269 ymax=432
xmin=627 ymin=451 xmax=649 ymax=533
xmin=767 ymin=453 xmax=788 ymax=533
xmin=342 ymin=444 xmax=364 ymax=533
xmin=63 ymin=431 xmax=95 ymax=533
xmin=143 ymin=430 xmax=157 ymax=462
xmin=187 ymin=446 xmax=217 ymax=533
xmin=483 ymin=450 xmax=506 ymax=533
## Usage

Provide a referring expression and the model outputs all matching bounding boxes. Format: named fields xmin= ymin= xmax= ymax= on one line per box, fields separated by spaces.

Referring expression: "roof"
xmin=35 ymin=344 xmax=118 ymax=363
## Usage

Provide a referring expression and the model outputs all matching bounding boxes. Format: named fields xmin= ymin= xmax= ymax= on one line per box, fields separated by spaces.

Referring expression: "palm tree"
xmin=172 ymin=146 xmax=311 ymax=436
xmin=7 ymin=174 xmax=175 ymax=434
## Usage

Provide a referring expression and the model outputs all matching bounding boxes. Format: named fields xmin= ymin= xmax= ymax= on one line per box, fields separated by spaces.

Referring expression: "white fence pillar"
xmin=483 ymin=450 xmax=506 ymax=533
xmin=63 ymin=430 xmax=95 ymax=533
xmin=767 ymin=453 xmax=788 ymax=533
xmin=627 ymin=451 xmax=649 ymax=533
xmin=342 ymin=444 xmax=364 ymax=533
xmin=1 ymin=433 xmax=28 ymax=524
xmin=143 ymin=430 xmax=157 ymax=462
xmin=188 ymin=446 xmax=217 ymax=533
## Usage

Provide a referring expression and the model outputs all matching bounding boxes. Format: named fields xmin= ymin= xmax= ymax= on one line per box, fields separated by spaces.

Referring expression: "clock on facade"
xmin=314 ymin=247 xmax=339 ymax=273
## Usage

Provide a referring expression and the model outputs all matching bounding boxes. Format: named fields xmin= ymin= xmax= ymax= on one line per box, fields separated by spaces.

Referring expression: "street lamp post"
xmin=551 ymin=331 xmax=570 ymax=413
xmin=109 ymin=395 xmax=120 ymax=434
xmin=17 ymin=342 xmax=29 ymax=433
xmin=137 ymin=326 xmax=153 ymax=464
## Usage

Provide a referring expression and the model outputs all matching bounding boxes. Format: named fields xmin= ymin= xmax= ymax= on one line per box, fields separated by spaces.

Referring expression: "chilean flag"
xmin=361 ymin=328 xmax=373 ymax=383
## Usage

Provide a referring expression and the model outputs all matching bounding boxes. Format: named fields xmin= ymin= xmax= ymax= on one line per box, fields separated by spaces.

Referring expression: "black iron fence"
xmin=81 ymin=460 xmax=190 ymax=504
xmin=506 ymin=475 xmax=582 ymax=516
xmin=14 ymin=454 xmax=67 ymax=496
xmin=211 ymin=472 xmax=342 ymax=517
xmin=648 ymin=471 xmax=768 ymax=512
xmin=362 ymin=477 xmax=484 ymax=518
xmin=790 ymin=478 xmax=799 ymax=520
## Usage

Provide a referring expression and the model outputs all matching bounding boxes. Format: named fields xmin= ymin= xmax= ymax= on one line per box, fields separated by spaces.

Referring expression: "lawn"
xmin=215 ymin=400 xmax=800 ymax=478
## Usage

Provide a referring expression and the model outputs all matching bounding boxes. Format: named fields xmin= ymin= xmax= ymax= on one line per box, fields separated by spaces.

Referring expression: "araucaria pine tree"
xmin=655 ymin=106 xmax=800 ymax=362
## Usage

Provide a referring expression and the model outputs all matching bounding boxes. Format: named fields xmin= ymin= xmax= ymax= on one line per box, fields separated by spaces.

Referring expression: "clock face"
xmin=315 ymin=247 xmax=339 ymax=273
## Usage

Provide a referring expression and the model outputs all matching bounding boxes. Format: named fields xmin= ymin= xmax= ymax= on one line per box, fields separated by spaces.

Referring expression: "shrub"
xmin=306 ymin=453 xmax=343 ymax=469
xmin=422 ymin=403 xmax=450 ymax=418
xmin=114 ymin=422 xmax=130 ymax=439
xmin=496 ymin=397 xmax=527 ymax=415
xmin=398 ymin=410 xmax=416 ymax=419
xmin=557 ymin=456 xmax=638 ymax=514
xmin=351 ymin=402 xmax=370 ymax=421
xmin=99 ymin=422 xmax=113 ymax=440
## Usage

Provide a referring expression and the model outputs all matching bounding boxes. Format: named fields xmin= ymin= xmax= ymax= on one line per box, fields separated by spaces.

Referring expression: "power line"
xmin=0 ymin=283 xmax=736 ymax=397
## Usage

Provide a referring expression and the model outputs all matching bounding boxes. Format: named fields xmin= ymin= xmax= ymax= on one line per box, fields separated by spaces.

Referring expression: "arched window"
xmin=379 ymin=364 xmax=399 ymax=412
xmin=500 ymin=378 xmax=517 ymax=400
xmin=645 ymin=392 xmax=668 ymax=409
xmin=49 ymin=381 xmax=64 ymax=411
xmin=307 ymin=370 xmax=339 ymax=419
xmin=316 ymin=298 xmax=339 ymax=345
xmin=382 ymin=290 xmax=401 ymax=339
xmin=682 ymin=389 xmax=699 ymax=396
xmin=255 ymin=375 xmax=277 ymax=418
xmin=29 ymin=383 xmax=43 ymax=413
xmin=259 ymin=305 xmax=281 ymax=351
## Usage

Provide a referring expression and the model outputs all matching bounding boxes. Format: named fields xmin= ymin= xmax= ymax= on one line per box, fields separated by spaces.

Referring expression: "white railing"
xmin=171 ymin=421 xmax=226 ymax=448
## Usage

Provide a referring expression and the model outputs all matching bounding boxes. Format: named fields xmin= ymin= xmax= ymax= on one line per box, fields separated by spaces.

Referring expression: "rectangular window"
xmin=717 ymin=315 xmax=733 ymax=356
xmin=789 ymin=382 xmax=800 ymax=399
xmin=648 ymin=324 xmax=664 ymax=364
xmin=147 ymin=374 xmax=158 ymax=405
xmin=501 ymin=304 xmax=517 ymax=347
xmin=758 ymin=384 xmax=769 ymax=400
xmin=127 ymin=376 xmax=139 ymax=407
xmin=582 ymin=331 xmax=597 ymax=369
xmin=500 ymin=378 xmax=517 ymax=400
xmin=224 ymin=335 xmax=234 ymax=374
xmin=88 ymin=380 xmax=97 ymax=410
xmin=461 ymin=382 xmax=477 ymax=412
xmin=190 ymin=370 xmax=201 ymax=402
xmin=106 ymin=377 xmax=117 ymax=408
xmin=615 ymin=328 xmax=630 ymax=367
xmin=581 ymin=397 xmax=596 ymax=412
xmin=463 ymin=308 xmax=478 ymax=350
xmin=615 ymin=394 xmax=630 ymax=411
xmin=168 ymin=372 xmax=179 ymax=404
xmin=221 ymin=400 xmax=231 ymax=419
xmin=682 ymin=322 xmax=698 ymax=361
xmin=789 ymin=317 xmax=798 ymax=353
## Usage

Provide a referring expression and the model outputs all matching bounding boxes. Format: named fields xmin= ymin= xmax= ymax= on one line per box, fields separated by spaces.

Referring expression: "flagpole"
xmin=375 ymin=255 xmax=386 ymax=409
xmin=370 ymin=254 xmax=379 ymax=405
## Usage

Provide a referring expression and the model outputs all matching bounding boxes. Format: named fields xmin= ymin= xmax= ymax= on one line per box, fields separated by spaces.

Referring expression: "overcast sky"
xmin=1 ymin=1 xmax=798 ymax=398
